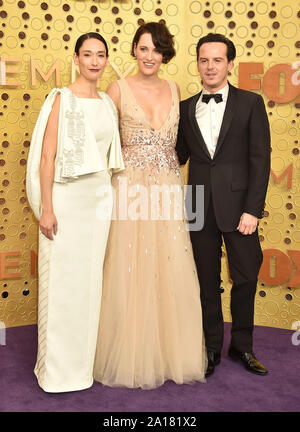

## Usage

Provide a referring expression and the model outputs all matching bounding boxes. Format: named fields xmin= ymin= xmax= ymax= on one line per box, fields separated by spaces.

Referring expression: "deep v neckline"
xmin=123 ymin=79 xmax=173 ymax=132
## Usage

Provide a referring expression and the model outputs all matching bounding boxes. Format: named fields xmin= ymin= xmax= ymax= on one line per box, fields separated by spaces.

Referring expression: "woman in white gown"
xmin=26 ymin=33 xmax=124 ymax=393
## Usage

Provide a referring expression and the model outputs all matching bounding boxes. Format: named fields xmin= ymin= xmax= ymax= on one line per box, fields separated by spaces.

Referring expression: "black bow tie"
xmin=202 ymin=93 xmax=223 ymax=104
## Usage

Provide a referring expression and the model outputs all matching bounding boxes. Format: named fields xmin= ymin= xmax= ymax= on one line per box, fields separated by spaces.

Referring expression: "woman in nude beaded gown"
xmin=26 ymin=33 xmax=123 ymax=393
xmin=93 ymin=22 xmax=207 ymax=389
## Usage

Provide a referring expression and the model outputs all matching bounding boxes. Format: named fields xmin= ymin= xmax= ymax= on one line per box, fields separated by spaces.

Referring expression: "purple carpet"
xmin=0 ymin=323 xmax=299 ymax=412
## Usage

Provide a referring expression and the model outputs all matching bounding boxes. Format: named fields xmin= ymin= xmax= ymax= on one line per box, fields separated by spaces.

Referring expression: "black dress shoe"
xmin=205 ymin=351 xmax=221 ymax=378
xmin=228 ymin=346 xmax=268 ymax=375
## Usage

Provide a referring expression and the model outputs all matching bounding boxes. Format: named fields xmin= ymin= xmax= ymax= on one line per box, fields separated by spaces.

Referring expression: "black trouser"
xmin=190 ymin=198 xmax=263 ymax=353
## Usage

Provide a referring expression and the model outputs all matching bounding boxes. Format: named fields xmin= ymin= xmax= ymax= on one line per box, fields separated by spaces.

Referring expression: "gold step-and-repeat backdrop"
xmin=0 ymin=0 xmax=299 ymax=329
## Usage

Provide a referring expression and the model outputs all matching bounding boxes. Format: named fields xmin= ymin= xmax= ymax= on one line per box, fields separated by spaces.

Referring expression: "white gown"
xmin=28 ymin=90 xmax=124 ymax=392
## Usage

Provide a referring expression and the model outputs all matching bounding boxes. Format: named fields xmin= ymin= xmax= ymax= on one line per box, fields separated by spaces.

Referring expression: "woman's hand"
xmin=39 ymin=211 xmax=58 ymax=240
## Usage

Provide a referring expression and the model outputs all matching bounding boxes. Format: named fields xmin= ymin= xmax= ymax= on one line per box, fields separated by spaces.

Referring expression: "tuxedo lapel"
xmin=214 ymin=83 xmax=237 ymax=158
xmin=188 ymin=92 xmax=212 ymax=160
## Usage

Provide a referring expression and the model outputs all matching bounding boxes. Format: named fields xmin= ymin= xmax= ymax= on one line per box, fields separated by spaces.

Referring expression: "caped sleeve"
xmin=26 ymin=88 xmax=61 ymax=220
xmin=102 ymin=92 xmax=125 ymax=173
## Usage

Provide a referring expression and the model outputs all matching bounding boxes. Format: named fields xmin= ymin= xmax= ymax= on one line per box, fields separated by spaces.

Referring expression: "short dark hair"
xmin=196 ymin=33 xmax=236 ymax=62
xmin=131 ymin=22 xmax=175 ymax=64
xmin=75 ymin=32 xmax=109 ymax=57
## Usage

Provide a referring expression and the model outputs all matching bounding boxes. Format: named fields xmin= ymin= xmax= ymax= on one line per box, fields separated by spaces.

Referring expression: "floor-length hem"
xmin=34 ymin=371 xmax=94 ymax=393
xmin=95 ymin=375 xmax=206 ymax=390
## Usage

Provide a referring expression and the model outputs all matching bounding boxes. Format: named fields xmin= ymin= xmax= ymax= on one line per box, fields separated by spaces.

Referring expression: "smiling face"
xmin=197 ymin=42 xmax=233 ymax=92
xmin=134 ymin=32 xmax=163 ymax=76
xmin=74 ymin=38 xmax=108 ymax=82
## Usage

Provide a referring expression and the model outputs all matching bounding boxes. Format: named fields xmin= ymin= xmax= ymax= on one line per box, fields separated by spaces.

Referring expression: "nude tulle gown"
xmin=93 ymin=79 xmax=207 ymax=389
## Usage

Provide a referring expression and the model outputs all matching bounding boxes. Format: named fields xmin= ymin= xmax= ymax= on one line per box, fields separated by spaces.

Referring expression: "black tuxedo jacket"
xmin=176 ymin=83 xmax=271 ymax=232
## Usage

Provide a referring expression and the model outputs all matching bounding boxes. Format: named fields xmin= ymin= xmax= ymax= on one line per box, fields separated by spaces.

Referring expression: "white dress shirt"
xmin=195 ymin=84 xmax=229 ymax=159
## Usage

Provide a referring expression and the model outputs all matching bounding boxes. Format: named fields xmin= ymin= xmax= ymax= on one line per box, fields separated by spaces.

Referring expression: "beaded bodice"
xmin=118 ymin=79 xmax=180 ymax=172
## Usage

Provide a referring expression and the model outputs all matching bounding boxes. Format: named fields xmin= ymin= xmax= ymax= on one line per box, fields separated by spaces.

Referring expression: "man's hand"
xmin=237 ymin=212 xmax=258 ymax=235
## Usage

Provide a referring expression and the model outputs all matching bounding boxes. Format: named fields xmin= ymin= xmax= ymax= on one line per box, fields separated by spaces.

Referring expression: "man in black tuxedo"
xmin=176 ymin=33 xmax=270 ymax=377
